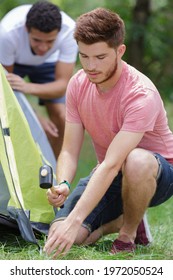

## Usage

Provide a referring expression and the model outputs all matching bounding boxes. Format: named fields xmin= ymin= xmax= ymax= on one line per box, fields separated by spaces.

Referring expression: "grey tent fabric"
xmin=0 ymin=88 xmax=57 ymax=246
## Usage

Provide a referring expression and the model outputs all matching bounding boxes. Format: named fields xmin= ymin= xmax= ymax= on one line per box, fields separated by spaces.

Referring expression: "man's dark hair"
xmin=74 ymin=8 xmax=125 ymax=48
xmin=26 ymin=1 xmax=62 ymax=33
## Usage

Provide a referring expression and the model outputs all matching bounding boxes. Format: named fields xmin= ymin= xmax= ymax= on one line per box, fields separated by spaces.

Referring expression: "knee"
xmin=123 ymin=148 xmax=158 ymax=184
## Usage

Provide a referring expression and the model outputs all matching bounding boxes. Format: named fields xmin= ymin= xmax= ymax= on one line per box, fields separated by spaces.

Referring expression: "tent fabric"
xmin=0 ymin=64 xmax=57 ymax=244
xmin=15 ymin=91 xmax=56 ymax=171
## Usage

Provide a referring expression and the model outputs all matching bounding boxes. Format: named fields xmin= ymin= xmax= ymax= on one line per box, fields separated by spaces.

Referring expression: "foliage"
xmin=0 ymin=0 xmax=36 ymax=17
xmin=1 ymin=0 xmax=172 ymax=99
xmin=143 ymin=0 xmax=173 ymax=99
xmin=1 ymin=0 xmax=173 ymax=260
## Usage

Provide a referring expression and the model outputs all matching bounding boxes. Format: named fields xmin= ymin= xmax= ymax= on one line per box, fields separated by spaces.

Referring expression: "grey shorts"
xmin=14 ymin=63 xmax=65 ymax=105
xmin=53 ymin=153 xmax=173 ymax=233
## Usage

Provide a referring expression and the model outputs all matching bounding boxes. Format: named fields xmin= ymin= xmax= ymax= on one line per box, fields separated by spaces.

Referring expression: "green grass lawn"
xmin=0 ymin=100 xmax=173 ymax=260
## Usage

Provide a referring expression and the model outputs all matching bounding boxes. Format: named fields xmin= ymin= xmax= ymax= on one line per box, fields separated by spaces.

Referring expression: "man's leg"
xmin=45 ymin=102 xmax=65 ymax=159
xmin=48 ymin=168 xmax=153 ymax=253
xmin=49 ymin=173 xmax=124 ymax=247
xmin=111 ymin=148 xmax=158 ymax=253
xmin=51 ymin=216 xmax=123 ymax=246
xmin=83 ymin=215 xmax=123 ymax=245
xmin=83 ymin=213 xmax=152 ymax=246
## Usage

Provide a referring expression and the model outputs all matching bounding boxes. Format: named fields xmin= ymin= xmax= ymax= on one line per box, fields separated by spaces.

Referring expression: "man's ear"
xmin=117 ymin=44 xmax=126 ymax=58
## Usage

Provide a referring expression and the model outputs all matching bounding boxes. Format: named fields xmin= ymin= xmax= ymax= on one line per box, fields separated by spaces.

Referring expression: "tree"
xmin=128 ymin=0 xmax=151 ymax=71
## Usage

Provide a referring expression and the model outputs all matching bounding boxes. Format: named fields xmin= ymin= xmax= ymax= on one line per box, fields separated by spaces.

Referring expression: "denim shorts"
xmin=53 ymin=153 xmax=173 ymax=233
xmin=14 ymin=63 xmax=65 ymax=105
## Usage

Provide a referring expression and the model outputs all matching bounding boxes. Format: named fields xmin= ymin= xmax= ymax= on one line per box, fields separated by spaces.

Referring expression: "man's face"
xmin=78 ymin=41 xmax=123 ymax=88
xmin=28 ymin=28 xmax=58 ymax=56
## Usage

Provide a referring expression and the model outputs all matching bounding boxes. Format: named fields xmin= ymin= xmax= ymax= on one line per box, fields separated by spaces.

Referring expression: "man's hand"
xmin=47 ymin=184 xmax=70 ymax=208
xmin=6 ymin=73 xmax=59 ymax=138
xmin=6 ymin=73 xmax=32 ymax=93
xmin=39 ymin=116 xmax=59 ymax=138
xmin=44 ymin=218 xmax=81 ymax=258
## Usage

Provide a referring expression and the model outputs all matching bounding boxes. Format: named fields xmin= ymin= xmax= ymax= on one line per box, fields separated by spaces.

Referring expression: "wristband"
xmin=59 ymin=180 xmax=71 ymax=189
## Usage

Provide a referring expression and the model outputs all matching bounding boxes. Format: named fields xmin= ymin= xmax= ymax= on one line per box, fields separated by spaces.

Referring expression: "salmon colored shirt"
xmin=66 ymin=61 xmax=173 ymax=164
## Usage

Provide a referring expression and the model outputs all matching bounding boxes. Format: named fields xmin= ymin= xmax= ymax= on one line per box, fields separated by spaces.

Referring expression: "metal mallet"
xmin=39 ymin=164 xmax=53 ymax=189
xmin=39 ymin=164 xmax=64 ymax=208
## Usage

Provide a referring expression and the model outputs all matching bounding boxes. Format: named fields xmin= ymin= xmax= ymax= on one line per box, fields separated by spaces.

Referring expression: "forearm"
xmin=66 ymin=131 xmax=144 ymax=225
xmin=26 ymin=80 xmax=67 ymax=99
xmin=56 ymin=149 xmax=78 ymax=184
xmin=66 ymin=161 xmax=119 ymax=225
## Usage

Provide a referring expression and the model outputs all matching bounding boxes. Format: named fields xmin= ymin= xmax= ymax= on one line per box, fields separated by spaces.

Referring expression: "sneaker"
xmin=135 ymin=213 xmax=153 ymax=245
xmin=110 ymin=213 xmax=152 ymax=254
xmin=111 ymin=239 xmax=136 ymax=254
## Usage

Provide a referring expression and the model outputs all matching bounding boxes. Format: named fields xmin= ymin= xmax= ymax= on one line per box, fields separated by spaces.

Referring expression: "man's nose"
xmin=39 ymin=43 xmax=49 ymax=52
xmin=87 ymin=59 xmax=96 ymax=70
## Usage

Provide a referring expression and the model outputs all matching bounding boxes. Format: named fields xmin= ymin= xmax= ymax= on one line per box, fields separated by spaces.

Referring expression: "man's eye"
xmin=97 ymin=56 xmax=105 ymax=60
xmin=33 ymin=39 xmax=40 ymax=42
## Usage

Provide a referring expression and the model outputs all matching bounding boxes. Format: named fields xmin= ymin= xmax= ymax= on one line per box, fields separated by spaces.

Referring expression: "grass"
xmin=0 ymin=100 xmax=173 ymax=260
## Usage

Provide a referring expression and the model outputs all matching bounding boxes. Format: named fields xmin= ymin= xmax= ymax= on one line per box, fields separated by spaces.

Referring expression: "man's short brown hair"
xmin=74 ymin=8 xmax=125 ymax=48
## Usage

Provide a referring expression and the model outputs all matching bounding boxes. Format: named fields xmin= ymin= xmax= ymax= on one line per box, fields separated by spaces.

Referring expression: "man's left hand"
xmin=43 ymin=218 xmax=80 ymax=258
xmin=6 ymin=73 xmax=32 ymax=93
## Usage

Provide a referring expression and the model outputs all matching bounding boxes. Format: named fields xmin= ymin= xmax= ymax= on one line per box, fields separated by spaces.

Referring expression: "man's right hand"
xmin=47 ymin=184 xmax=70 ymax=208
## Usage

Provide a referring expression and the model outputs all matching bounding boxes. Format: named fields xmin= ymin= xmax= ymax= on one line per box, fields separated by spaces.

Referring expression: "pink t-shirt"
xmin=66 ymin=61 xmax=173 ymax=164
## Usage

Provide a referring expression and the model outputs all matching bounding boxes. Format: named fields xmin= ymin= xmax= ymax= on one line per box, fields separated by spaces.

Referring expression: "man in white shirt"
xmin=0 ymin=1 xmax=78 ymax=158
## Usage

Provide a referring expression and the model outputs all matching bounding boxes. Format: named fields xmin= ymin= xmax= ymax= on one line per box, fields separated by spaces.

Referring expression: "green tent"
xmin=0 ymin=64 xmax=56 ymax=247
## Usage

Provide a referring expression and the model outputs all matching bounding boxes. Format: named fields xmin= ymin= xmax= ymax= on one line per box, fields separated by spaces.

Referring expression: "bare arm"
xmin=47 ymin=121 xmax=85 ymax=207
xmin=44 ymin=130 xmax=144 ymax=256
xmin=4 ymin=61 xmax=76 ymax=99
xmin=3 ymin=65 xmax=14 ymax=73
xmin=57 ymin=121 xmax=85 ymax=183
xmin=69 ymin=131 xmax=144 ymax=222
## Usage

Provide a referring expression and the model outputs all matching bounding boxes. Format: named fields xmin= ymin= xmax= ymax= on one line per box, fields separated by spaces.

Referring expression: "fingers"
xmin=47 ymin=189 xmax=65 ymax=207
xmin=46 ymin=186 xmax=68 ymax=207
xmin=38 ymin=117 xmax=59 ymax=138
xmin=6 ymin=73 xmax=18 ymax=80
xmin=46 ymin=124 xmax=59 ymax=138
xmin=46 ymin=120 xmax=59 ymax=137
xmin=55 ymin=184 xmax=70 ymax=196
xmin=44 ymin=234 xmax=73 ymax=258
xmin=49 ymin=121 xmax=59 ymax=135
xmin=6 ymin=73 xmax=21 ymax=85
xmin=6 ymin=73 xmax=27 ymax=92
xmin=52 ymin=242 xmax=72 ymax=259
xmin=43 ymin=218 xmax=81 ymax=258
xmin=43 ymin=224 xmax=72 ymax=257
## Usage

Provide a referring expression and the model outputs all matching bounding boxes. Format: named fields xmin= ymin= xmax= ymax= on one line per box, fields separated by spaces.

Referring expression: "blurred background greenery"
xmin=1 ymin=0 xmax=173 ymax=101
xmin=1 ymin=0 xmax=173 ymax=260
